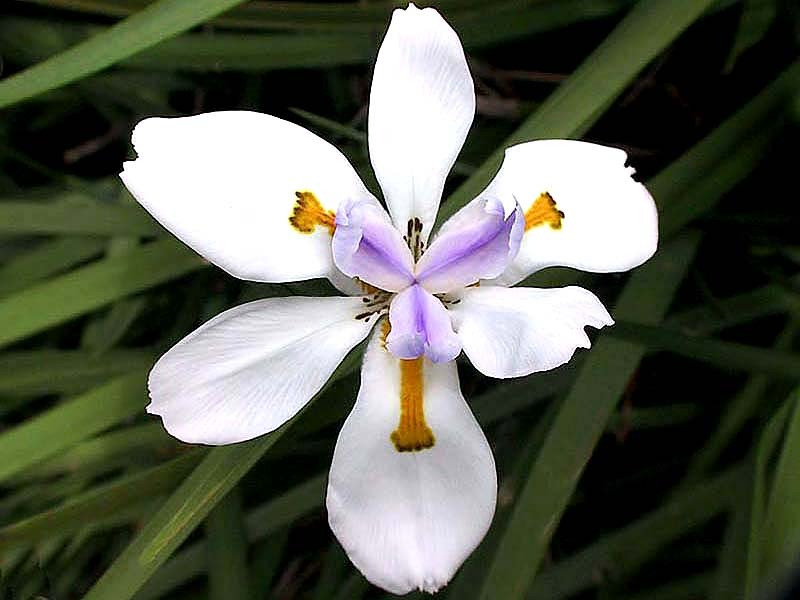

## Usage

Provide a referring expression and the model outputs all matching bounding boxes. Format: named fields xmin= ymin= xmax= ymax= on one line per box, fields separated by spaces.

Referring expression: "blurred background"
xmin=0 ymin=0 xmax=799 ymax=598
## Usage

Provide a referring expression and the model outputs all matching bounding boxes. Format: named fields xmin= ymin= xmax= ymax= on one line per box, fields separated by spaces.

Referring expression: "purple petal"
xmin=332 ymin=197 xmax=415 ymax=292
xmin=415 ymin=196 xmax=523 ymax=293
xmin=386 ymin=284 xmax=461 ymax=363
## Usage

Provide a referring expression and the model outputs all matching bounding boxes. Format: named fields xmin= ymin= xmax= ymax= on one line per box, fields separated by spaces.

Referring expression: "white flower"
xmin=119 ymin=3 xmax=657 ymax=594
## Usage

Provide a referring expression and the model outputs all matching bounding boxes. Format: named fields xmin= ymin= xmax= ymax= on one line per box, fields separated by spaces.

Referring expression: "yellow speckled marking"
xmin=524 ymin=192 xmax=564 ymax=231
xmin=289 ymin=191 xmax=336 ymax=235
xmin=391 ymin=357 xmax=435 ymax=452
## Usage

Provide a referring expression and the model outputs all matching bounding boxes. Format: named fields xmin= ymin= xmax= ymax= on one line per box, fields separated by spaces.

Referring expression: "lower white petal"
xmin=450 ymin=286 xmax=614 ymax=378
xmin=148 ymin=296 xmax=374 ymax=444
xmin=327 ymin=327 xmax=496 ymax=594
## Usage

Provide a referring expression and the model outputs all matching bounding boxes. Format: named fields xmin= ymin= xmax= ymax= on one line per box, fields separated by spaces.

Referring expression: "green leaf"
xmin=0 ymin=236 xmax=105 ymax=296
xmin=478 ymin=232 xmax=701 ymax=599
xmin=0 ymin=348 xmax=155 ymax=396
xmin=0 ymin=196 xmax=160 ymax=236
xmin=609 ymin=320 xmax=800 ymax=379
xmin=527 ymin=466 xmax=744 ymax=599
xmin=84 ymin=342 xmax=364 ymax=600
xmin=724 ymin=0 xmax=778 ymax=72
xmin=15 ymin=0 xmax=634 ymax=33
xmin=0 ymin=452 xmax=202 ymax=553
xmin=0 ymin=239 xmax=204 ymax=348
xmin=0 ymin=370 xmax=147 ymax=482
xmin=135 ymin=475 xmax=325 ymax=600
xmin=684 ymin=320 xmax=800 ymax=484
xmin=760 ymin=387 xmax=800 ymax=581
xmin=205 ymin=487 xmax=251 ymax=600
xmin=0 ymin=0 xmax=250 ymax=109
xmin=14 ymin=422 xmax=179 ymax=483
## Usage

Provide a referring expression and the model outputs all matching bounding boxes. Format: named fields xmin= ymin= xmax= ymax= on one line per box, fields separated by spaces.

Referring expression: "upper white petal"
xmin=368 ymin=3 xmax=475 ymax=242
xmin=480 ymin=140 xmax=658 ymax=286
xmin=327 ymin=327 xmax=496 ymax=594
xmin=449 ymin=285 xmax=614 ymax=378
xmin=148 ymin=295 xmax=374 ymax=444
xmin=120 ymin=111 xmax=375 ymax=290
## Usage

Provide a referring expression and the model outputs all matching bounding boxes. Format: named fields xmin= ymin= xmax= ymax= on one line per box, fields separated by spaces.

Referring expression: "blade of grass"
xmin=684 ymin=320 xmax=799 ymax=484
xmin=0 ymin=238 xmax=204 ymax=348
xmin=527 ymin=465 xmax=744 ymax=599
xmin=13 ymin=422 xmax=178 ymax=483
xmin=0 ymin=197 xmax=160 ymax=236
xmin=760 ymin=387 xmax=800 ymax=582
xmin=0 ymin=236 xmax=105 ymax=296
xmin=83 ymin=343 xmax=364 ymax=600
xmin=249 ymin=529 xmax=290 ymax=600
xmin=0 ymin=452 xmax=202 ymax=553
xmin=478 ymin=232 xmax=701 ymax=599
xmin=666 ymin=276 xmax=800 ymax=336
xmin=205 ymin=486 xmax=250 ymax=600
xmin=743 ymin=399 xmax=794 ymax=597
xmin=0 ymin=369 xmax=147 ymax=482
xmin=15 ymin=0 xmax=634 ymax=33
xmin=0 ymin=0 xmax=250 ymax=109
xmin=0 ymin=348 xmax=155 ymax=396
xmin=609 ymin=320 xmax=800 ymax=379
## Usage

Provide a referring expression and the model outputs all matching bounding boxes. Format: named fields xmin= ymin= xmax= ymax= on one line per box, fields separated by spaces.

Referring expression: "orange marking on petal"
xmin=289 ymin=191 xmax=336 ymax=235
xmin=391 ymin=357 xmax=435 ymax=452
xmin=524 ymin=192 xmax=564 ymax=231
xmin=380 ymin=318 xmax=391 ymax=350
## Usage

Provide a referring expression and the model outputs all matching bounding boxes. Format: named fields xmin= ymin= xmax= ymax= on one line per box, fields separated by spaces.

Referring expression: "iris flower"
xmin=120 ymin=3 xmax=657 ymax=594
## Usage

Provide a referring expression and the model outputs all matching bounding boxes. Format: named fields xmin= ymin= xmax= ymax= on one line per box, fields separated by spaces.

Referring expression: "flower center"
xmin=403 ymin=217 xmax=425 ymax=261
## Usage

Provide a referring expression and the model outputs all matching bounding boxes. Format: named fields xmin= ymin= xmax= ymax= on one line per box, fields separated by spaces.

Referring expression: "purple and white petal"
xmin=332 ymin=197 xmax=415 ymax=292
xmin=481 ymin=140 xmax=658 ymax=286
xmin=449 ymin=285 xmax=614 ymax=378
xmin=387 ymin=284 xmax=461 ymax=363
xmin=415 ymin=197 xmax=523 ymax=294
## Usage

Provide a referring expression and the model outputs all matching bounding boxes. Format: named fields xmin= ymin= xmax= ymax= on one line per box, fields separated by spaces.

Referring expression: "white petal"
xmin=368 ymin=4 xmax=475 ymax=242
xmin=327 ymin=327 xmax=496 ymax=594
xmin=148 ymin=296 xmax=374 ymax=444
xmin=120 ymin=111 xmax=375 ymax=290
xmin=449 ymin=286 xmax=614 ymax=378
xmin=481 ymin=140 xmax=658 ymax=286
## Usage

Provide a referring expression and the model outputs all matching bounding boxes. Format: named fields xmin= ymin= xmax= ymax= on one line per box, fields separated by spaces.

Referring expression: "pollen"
xmin=391 ymin=357 xmax=435 ymax=452
xmin=289 ymin=191 xmax=336 ymax=235
xmin=524 ymin=192 xmax=564 ymax=231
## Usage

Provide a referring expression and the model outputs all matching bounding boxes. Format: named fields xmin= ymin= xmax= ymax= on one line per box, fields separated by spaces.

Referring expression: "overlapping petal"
xmin=327 ymin=329 xmax=496 ymax=594
xmin=386 ymin=284 xmax=461 ymax=363
xmin=449 ymin=285 xmax=613 ymax=378
xmin=120 ymin=111 xmax=375 ymax=289
xmin=368 ymin=4 xmax=475 ymax=242
xmin=479 ymin=140 xmax=658 ymax=286
xmin=416 ymin=196 xmax=523 ymax=293
xmin=332 ymin=197 xmax=415 ymax=292
xmin=147 ymin=296 xmax=374 ymax=444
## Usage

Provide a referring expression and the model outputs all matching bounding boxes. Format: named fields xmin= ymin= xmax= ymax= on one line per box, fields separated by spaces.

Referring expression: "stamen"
xmin=524 ymin=192 xmax=564 ymax=231
xmin=391 ymin=357 xmax=435 ymax=452
xmin=289 ymin=191 xmax=336 ymax=235
xmin=356 ymin=278 xmax=381 ymax=295
xmin=405 ymin=217 xmax=426 ymax=261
